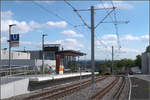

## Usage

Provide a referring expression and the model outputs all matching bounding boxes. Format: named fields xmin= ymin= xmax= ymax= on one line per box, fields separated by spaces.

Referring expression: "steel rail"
xmin=90 ymin=77 xmax=120 ymax=100
xmin=24 ymin=78 xmax=91 ymax=99
xmin=113 ymin=77 xmax=126 ymax=100
xmin=24 ymin=76 xmax=106 ymax=100
xmin=40 ymin=76 xmax=106 ymax=100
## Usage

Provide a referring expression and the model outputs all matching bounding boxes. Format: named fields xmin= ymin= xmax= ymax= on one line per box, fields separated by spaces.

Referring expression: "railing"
xmin=0 ymin=66 xmax=36 ymax=77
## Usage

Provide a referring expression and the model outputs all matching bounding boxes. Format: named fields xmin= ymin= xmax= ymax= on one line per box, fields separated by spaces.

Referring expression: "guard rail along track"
xmin=24 ymin=76 xmax=106 ymax=100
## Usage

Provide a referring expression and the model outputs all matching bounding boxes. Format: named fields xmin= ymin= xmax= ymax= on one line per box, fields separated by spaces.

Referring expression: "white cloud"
xmin=46 ymin=38 xmax=83 ymax=50
xmin=96 ymin=34 xmax=118 ymax=46
xmin=121 ymin=35 xmax=140 ymax=41
xmin=62 ymin=38 xmax=83 ymax=50
xmin=96 ymin=40 xmax=117 ymax=46
xmin=1 ymin=11 xmax=67 ymax=34
xmin=96 ymin=1 xmax=133 ymax=10
xmin=1 ymin=19 xmax=67 ymax=34
xmin=35 ymin=1 xmax=55 ymax=4
xmin=61 ymin=30 xmax=84 ymax=38
xmin=20 ymin=41 xmax=41 ymax=48
xmin=29 ymin=21 xmax=43 ymax=29
xmin=141 ymin=35 xmax=149 ymax=40
xmin=101 ymin=34 xmax=117 ymax=40
xmin=120 ymin=47 xmax=140 ymax=53
xmin=96 ymin=34 xmax=146 ymax=58
xmin=1 ymin=20 xmax=31 ymax=33
xmin=20 ymin=41 xmax=33 ymax=45
xmin=97 ymin=45 xmax=139 ymax=53
xmin=1 ymin=11 xmax=13 ymax=20
xmin=47 ymin=21 xmax=67 ymax=28
xmin=97 ymin=46 xmax=111 ymax=52
xmin=96 ymin=34 xmax=149 ymax=47
xmin=1 ymin=11 xmax=31 ymax=33
xmin=20 ymin=38 xmax=83 ymax=51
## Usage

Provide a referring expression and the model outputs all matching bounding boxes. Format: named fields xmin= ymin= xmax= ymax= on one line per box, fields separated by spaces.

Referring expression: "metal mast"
xmin=91 ymin=6 xmax=95 ymax=84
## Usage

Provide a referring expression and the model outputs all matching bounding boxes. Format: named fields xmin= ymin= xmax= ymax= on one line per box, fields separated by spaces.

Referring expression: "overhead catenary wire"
xmin=32 ymin=1 xmax=92 ymax=59
xmin=64 ymin=0 xmax=116 ymax=48
xmin=95 ymin=8 xmax=115 ymax=29
xmin=32 ymin=1 xmax=75 ymax=27
xmin=110 ymin=1 xmax=123 ymax=60
xmin=64 ymin=0 xmax=118 ymax=61
xmin=101 ymin=1 xmax=121 ymax=52
xmin=64 ymin=0 xmax=91 ymax=29
xmin=94 ymin=32 xmax=112 ymax=60
xmin=32 ymin=1 xmax=85 ymax=35
xmin=111 ymin=1 xmax=121 ymax=50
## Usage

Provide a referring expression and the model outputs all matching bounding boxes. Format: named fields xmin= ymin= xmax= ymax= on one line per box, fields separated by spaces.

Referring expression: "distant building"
xmin=0 ymin=49 xmax=55 ymax=71
xmin=141 ymin=46 xmax=150 ymax=74
xmin=1 ymin=49 xmax=30 ymax=60
xmin=0 ymin=44 xmax=86 ymax=74
xmin=22 ymin=44 xmax=60 ymax=60
xmin=131 ymin=67 xmax=141 ymax=74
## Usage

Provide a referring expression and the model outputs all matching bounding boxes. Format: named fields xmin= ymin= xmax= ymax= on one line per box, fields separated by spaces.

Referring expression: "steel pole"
xmin=9 ymin=25 xmax=11 ymax=75
xmin=149 ymin=31 xmax=150 ymax=46
xmin=42 ymin=34 xmax=44 ymax=74
xmin=42 ymin=34 xmax=47 ymax=75
xmin=112 ymin=46 xmax=114 ymax=74
xmin=0 ymin=1 xmax=1 ymax=62
xmin=91 ymin=6 xmax=95 ymax=85
xmin=0 ymin=28 xmax=1 ymax=61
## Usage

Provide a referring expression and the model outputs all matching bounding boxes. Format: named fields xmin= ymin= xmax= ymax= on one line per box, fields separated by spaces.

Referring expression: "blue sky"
xmin=1 ymin=0 xmax=149 ymax=60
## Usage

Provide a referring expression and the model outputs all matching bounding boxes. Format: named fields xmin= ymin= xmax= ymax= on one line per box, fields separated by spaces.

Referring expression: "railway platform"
xmin=29 ymin=72 xmax=97 ymax=82
xmin=0 ymin=72 xmax=97 ymax=99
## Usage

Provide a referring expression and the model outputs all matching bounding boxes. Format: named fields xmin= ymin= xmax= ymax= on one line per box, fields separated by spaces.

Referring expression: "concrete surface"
xmin=29 ymin=72 xmax=98 ymax=82
xmin=0 ymin=78 xmax=29 ymax=99
xmin=130 ymin=77 xmax=150 ymax=100
xmin=130 ymin=75 xmax=150 ymax=82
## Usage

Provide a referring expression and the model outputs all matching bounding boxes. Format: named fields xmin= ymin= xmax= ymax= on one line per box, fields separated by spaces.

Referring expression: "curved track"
xmin=24 ymin=76 xmax=128 ymax=100
xmin=90 ymin=76 xmax=127 ymax=100
xmin=24 ymin=76 xmax=106 ymax=100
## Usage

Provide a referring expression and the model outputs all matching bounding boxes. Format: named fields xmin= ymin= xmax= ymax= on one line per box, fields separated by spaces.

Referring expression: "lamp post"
xmin=42 ymin=34 xmax=47 ymax=74
xmin=0 ymin=28 xmax=1 ymax=61
xmin=8 ymin=24 xmax=16 ymax=76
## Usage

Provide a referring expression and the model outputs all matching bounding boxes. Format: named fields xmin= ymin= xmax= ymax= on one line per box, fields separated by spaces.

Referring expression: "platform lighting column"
xmin=8 ymin=24 xmax=16 ymax=76
xmin=42 ymin=34 xmax=47 ymax=75
xmin=0 ymin=27 xmax=1 ymax=61
xmin=112 ymin=46 xmax=114 ymax=74
xmin=78 ymin=56 xmax=82 ymax=81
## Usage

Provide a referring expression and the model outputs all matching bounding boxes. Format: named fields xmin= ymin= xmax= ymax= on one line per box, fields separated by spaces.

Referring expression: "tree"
xmin=135 ymin=55 xmax=141 ymax=69
xmin=98 ymin=60 xmax=114 ymax=74
xmin=116 ymin=59 xmax=135 ymax=68
xmin=98 ymin=59 xmax=135 ymax=74
xmin=67 ymin=61 xmax=77 ymax=72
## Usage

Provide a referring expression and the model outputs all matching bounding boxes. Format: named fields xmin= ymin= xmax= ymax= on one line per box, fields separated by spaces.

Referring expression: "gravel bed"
xmin=57 ymin=76 xmax=116 ymax=100
xmin=3 ymin=76 xmax=91 ymax=100
xmin=101 ymin=77 xmax=123 ymax=100
xmin=119 ymin=77 xmax=130 ymax=100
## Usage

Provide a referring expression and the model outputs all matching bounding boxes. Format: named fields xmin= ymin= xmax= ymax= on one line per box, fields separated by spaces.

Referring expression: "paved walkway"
xmin=130 ymin=75 xmax=150 ymax=82
xmin=29 ymin=72 xmax=94 ymax=82
xmin=0 ymin=77 xmax=25 ymax=85
xmin=130 ymin=77 xmax=150 ymax=100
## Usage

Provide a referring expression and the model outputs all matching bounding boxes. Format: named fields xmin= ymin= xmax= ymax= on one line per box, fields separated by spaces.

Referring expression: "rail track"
xmin=90 ymin=76 xmax=127 ymax=100
xmin=24 ymin=76 xmax=127 ymax=100
xmin=24 ymin=76 xmax=106 ymax=100
xmin=112 ymin=77 xmax=126 ymax=100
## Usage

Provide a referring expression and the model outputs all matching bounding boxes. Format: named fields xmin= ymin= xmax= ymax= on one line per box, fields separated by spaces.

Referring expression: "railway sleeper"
xmin=90 ymin=77 xmax=120 ymax=100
